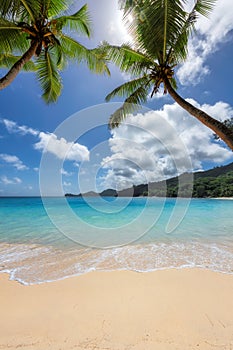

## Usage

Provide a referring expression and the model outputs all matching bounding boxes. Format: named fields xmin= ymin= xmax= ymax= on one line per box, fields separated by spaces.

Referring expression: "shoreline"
xmin=1 ymin=236 xmax=233 ymax=285
xmin=0 ymin=269 xmax=233 ymax=349
xmin=1 ymin=264 xmax=233 ymax=287
xmin=212 ymin=197 xmax=233 ymax=200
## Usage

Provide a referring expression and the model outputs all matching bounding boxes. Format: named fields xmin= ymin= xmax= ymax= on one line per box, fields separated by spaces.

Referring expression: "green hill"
xmin=118 ymin=162 xmax=233 ymax=198
xmin=65 ymin=162 xmax=233 ymax=198
xmin=144 ymin=162 xmax=233 ymax=198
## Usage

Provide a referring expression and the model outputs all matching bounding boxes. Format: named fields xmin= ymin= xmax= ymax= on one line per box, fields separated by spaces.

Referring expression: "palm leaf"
xmin=167 ymin=0 xmax=216 ymax=63
xmin=127 ymin=0 xmax=186 ymax=62
xmin=36 ymin=47 xmax=62 ymax=103
xmin=19 ymin=0 xmax=36 ymax=22
xmin=0 ymin=0 xmax=27 ymax=17
xmin=102 ymin=43 xmax=153 ymax=75
xmin=119 ymin=0 xmax=145 ymax=19
xmin=0 ymin=0 xmax=40 ymax=23
xmin=109 ymin=103 xmax=141 ymax=129
xmin=19 ymin=0 xmax=68 ymax=21
xmin=170 ymin=77 xmax=177 ymax=90
xmin=105 ymin=75 xmax=151 ymax=102
xmin=118 ymin=0 xmax=135 ymax=13
xmin=0 ymin=18 xmax=28 ymax=53
xmin=0 ymin=53 xmax=36 ymax=71
xmin=59 ymin=34 xmax=110 ymax=75
xmin=52 ymin=40 xmax=66 ymax=70
xmin=108 ymin=83 xmax=151 ymax=129
xmin=41 ymin=0 xmax=69 ymax=18
xmin=0 ymin=0 xmax=110 ymax=99
xmin=0 ymin=0 xmax=20 ymax=17
xmin=0 ymin=0 xmax=68 ymax=22
xmin=124 ymin=83 xmax=151 ymax=105
xmin=53 ymin=4 xmax=91 ymax=37
xmin=166 ymin=11 xmax=195 ymax=63
xmin=195 ymin=0 xmax=217 ymax=17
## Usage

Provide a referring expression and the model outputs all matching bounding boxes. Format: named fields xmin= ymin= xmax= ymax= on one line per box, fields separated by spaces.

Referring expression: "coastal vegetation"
xmin=65 ymin=161 xmax=233 ymax=198
xmin=103 ymin=0 xmax=233 ymax=150
xmin=0 ymin=0 xmax=109 ymax=102
xmin=148 ymin=169 xmax=233 ymax=198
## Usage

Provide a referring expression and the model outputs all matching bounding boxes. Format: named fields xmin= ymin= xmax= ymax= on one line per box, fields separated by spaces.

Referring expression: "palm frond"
xmin=0 ymin=0 xmax=20 ymax=17
xmin=105 ymin=75 xmax=151 ymax=102
xmin=195 ymin=0 xmax=217 ymax=18
xmin=167 ymin=0 xmax=216 ymax=63
xmin=41 ymin=0 xmax=69 ymax=18
xmin=0 ymin=18 xmax=28 ymax=53
xmin=52 ymin=40 xmax=66 ymax=70
xmin=109 ymin=103 xmax=141 ymax=129
xmin=0 ymin=0 xmax=69 ymax=23
xmin=53 ymin=4 xmax=91 ymax=37
xmin=102 ymin=43 xmax=153 ymax=75
xmin=0 ymin=53 xmax=36 ymax=71
xmin=0 ymin=0 xmax=40 ymax=23
xmin=59 ymin=34 xmax=110 ymax=75
xmin=166 ymin=9 xmax=195 ymax=63
xmin=170 ymin=77 xmax=177 ymax=90
xmin=119 ymin=0 xmax=146 ymax=19
xmin=126 ymin=0 xmax=186 ymax=62
xmin=120 ymin=82 xmax=150 ymax=105
xmin=118 ymin=0 xmax=135 ymax=13
xmin=108 ymin=83 xmax=151 ymax=129
xmin=19 ymin=0 xmax=36 ymax=22
xmin=36 ymin=47 xmax=62 ymax=103
xmin=0 ymin=0 xmax=31 ymax=17
xmin=0 ymin=0 xmax=110 ymax=99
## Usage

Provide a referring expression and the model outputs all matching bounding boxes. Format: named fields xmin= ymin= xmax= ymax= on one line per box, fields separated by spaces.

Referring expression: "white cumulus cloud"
xmin=34 ymin=132 xmax=90 ymax=162
xmin=177 ymin=0 xmax=233 ymax=84
xmin=0 ymin=154 xmax=28 ymax=170
xmin=100 ymin=100 xmax=233 ymax=190
xmin=1 ymin=175 xmax=22 ymax=185
xmin=61 ymin=168 xmax=73 ymax=176
xmin=1 ymin=118 xmax=39 ymax=136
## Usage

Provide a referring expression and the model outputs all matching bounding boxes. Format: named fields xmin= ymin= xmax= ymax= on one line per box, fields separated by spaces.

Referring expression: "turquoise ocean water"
xmin=0 ymin=196 xmax=233 ymax=285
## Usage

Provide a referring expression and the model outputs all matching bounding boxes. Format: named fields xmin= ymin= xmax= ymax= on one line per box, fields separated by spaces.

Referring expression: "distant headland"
xmin=65 ymin=162 xmax=233 ymax=198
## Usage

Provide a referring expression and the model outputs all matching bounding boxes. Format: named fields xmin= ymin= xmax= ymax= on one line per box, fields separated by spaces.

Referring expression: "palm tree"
xmin=0 ymin=0 xmax=109 ymax=102
xmin=104 ymin=0 xmax=233 ymax=151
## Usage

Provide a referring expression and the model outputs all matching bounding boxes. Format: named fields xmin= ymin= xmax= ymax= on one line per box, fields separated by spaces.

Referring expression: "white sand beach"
xmin=0 ymin=268 xmax=233 ymax=350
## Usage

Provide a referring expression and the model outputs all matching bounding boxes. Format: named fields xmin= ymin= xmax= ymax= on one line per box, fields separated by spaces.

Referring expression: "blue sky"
xmin=0 ymin=0 xmax=233 ymax=196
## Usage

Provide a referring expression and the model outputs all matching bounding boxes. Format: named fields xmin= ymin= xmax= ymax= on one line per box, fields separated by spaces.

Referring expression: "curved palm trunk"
xmin=0 ymin=40 xmax=38 ymax=90
xmin=164 ymin=77 xmax=233 ymax=151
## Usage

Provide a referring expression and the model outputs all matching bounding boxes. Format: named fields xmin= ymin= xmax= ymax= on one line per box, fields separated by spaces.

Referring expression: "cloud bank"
xmin=1 ymin=118 xmax=90 ymax=165
xmin=177 ymin=0 xmax=233 ymax=84
xmin=99 ymin=100 xmax=233 ymax=190
xmin=34 ymin=132 xmax=90 ymax=162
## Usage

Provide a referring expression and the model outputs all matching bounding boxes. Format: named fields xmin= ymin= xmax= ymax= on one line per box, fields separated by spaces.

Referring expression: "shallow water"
xmin=0 ymin=197 xmax=232 ymax=284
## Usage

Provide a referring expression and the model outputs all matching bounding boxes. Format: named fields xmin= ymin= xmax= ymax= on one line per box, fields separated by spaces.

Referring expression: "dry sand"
xmin=0 ymin=269 xmax=233 ymax=350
